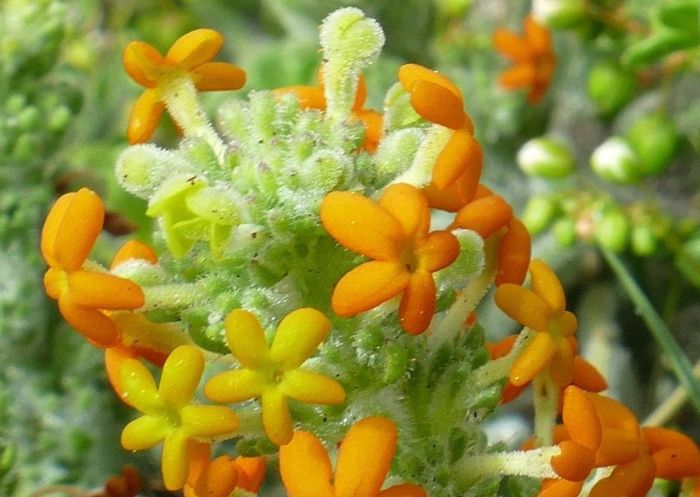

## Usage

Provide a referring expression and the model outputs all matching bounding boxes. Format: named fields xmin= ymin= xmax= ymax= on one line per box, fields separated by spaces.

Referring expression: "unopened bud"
xmin=626 ymin=114 xmax=680 ymax=176
xmin=595 ymin=206 xmax=630 ymax=252
xmin=590 ymin=136 xmax=642 ymax=184
xmin=588 ymin=61 xmax=636 ymax=116
xmin=522 ymin=195 xmax=558 ymax=234
xmin=532 ymin=0 xmax=589 ymax=29
xmin=517 ymin=137 xmax=575 ymax=179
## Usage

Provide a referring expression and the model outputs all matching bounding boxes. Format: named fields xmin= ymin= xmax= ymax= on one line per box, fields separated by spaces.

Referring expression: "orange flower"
xmin=184 ymin=442 xmax=266 ymax=497
xmin=273 ymin=69 xmax=382 ymax=151
xmin=494 ymin=259 xmax=578 ymax=387
xmin=41 ymin=188 xmax=144 ymax=347
xmin=279 ymin=416 xmax=426 ymax=497
xmin=123 ymin=29 xmax=246 ymax=144
xmin=321 ymin=183 xmax=460 ymax=334
xmin=493 ymin=15 xmax=556 ymax=104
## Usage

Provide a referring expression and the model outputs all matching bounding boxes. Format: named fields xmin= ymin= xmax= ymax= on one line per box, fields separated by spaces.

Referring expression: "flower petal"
xmin=652 ymin=447 xmax=700 ymax=479
xmin=509 ymin=331 xmax=555 ymax=386
xmin=332 ymin=260 xmax=410 ymax=316
xmin=58 ymin=297 xmax=120 ymax=347
xmin=524 ymin=15 xmax=553 ymax=57
xmin=234 ymin=456 xmax=267 ymax=492
xmin=121 ymin=415 xmax=170 ymax=450
xmin=41 ymin=188 xmax=104 ymax=272
xmin=224 ymin=309 xmax=270 ymax=368
xmin=105 ymin=346 xmax=138 ymax=406
xmin=379 ymin=183 xmax=430 ymax=239
xmin=261 ymin=388 xmax=293 ymax=446
xmin=159 ymin=345 xmax=203 ymax=408
xmin=162 ymin=431 xmax=191 ymax=490
xmin=279 ymin=431 xmax=334 ymax=497
xmin=499 ymin=64 xmax=536 ymax=89
xmin=272 ymin=86 xmax=326 ymax=109
xmin=269 ymin=308 xmax=330 ymax=369
xmin=123 ymin=41 xmax=166 ymax=87
xmin=166 ymin=29 xmax=223 ymax=69
xmin=335 ymin=417 xmax=397 ymax=497
xmin=452 ymin=195 xmax=513 ymax=238
xmin=572 ymin=356 xmax=607 ymax=392
xmin=549 ymin=337 xmax=574 ymax=387
xmin=127 ymin=89 xmax=165 ymax=144
xmin=181 ymin=405 xmax=238 ymax=440
xmin=398 ymin=64 xmax=463 ymax=103
xmin=281 ymin=369 xmax=345 ymax=405
xmin=409 ymin=79 xmax=468 ymax=130
xmin=204 ymin=369 xmax=266 ymax=403
xmin=111 ymin=240 xmax=158 ymax=269
xmin=321 ymin=191 xmax=404 ymax=260
xmin=588 ymin=454 xmax=655 ymax=497
xmin=416 ymin=230 xmax=460 ymax=272
xmin=562 ymin=386 xmax=601 ymax=451
xmin=379 ymin=484 xmax=427 ymax=497
xmin=494 ymin=284 xmax=551 ymax=332
xmin=191 ymin=62 xmax=246 ymax=91
xmin=551 ymin=440 xmax=595 ymax=481
xmin=538 ymin=479 xmax=584 ymax=497
xmin=119 ymin=357 xmax=162 ymax=414
xmin=67 ymin=271 xmax=144 ymax=309
xmin=642 ymin=427 xmax=699 ymax=453
xmin=529 ymin=259 xmax=565 ymax=313
xmin=432 ymin=130 xmax=482 ymax=191
xmin=493 ymin=29 xmax=530 ymax=62
xmin=399 ymin=270 xmax=436 ymax=335
xmin=193 ymin=455 xmax=239 ymax=497
xmin=495 ymin=218 xmax=531 ymax=286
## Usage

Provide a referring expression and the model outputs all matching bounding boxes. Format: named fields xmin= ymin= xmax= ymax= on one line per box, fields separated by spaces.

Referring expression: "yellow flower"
xmin=494 ymin=259 xmax=578 ymax=387
xmin=120 ymin=345 xmax=239 ymax=490
xmin=123 ymin=29 xmax=246 ymax=143
xmin=280 ymin=416 xmax=426 ymax=497
xmin=204 ymin=308 xmax=345 ymax=446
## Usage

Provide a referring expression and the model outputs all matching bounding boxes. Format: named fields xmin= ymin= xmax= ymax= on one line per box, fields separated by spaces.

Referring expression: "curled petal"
xmin=493 ymin=29 xmax=530 ymax=62
xmin=379 ymin=484 xmax=427 ymax=497
xmin=127 ymin=89 xmax=165 ymax=144
xmin=653 ymin=447 xmax=700 ymax=479
xmin=572 ymin=356 xmax=607 ymax=392
xmin=398 ymin=64 xmax=463 ymax=102
xmin=281 ymin=369 xmax=345 ymax=405
xmin=423 ymin=169 xmax=479 ymax=212
xmin=595 ymin=427 xmax=643 ymax=466
xmin=121 ymin=415 xmax=170 ymax=451
xmin=180 ymin=405 xmax=239 ymax=440
xmin=235 ymin=456 xmax=267 ymax=492
xmin=279 ymin=431 xmax=334 ymax=497
xmin=494 ymin=284 xmax=551 ymax=332
xmin=379 ymin=183 xmax=430 ymax=239
xmin=586 ymin=391 xmax=639 ymax=434
xmin=261 ymin=389 xmax=293 ymax=446
xmin=162 ymin=432 xmax=190 ymax=490
xmin=335 ymin=417 xmax=397 ymax=497
xmin=416 ymin=230 xmax=460 ymax=272
xmin=67 ymin=271 xmax=144 ymax=309
xmin=452 ymin=195 xmax=513 ymax=238
xmin=643 ymin=427 xmax=699 ymax=453
xmin=509 ymin=331 xmax=555 ymax=386
xmin=496 ymin=218 xmax=531 ymax=286
xmin=111 ymin=240 xmax=158 ymax=269
xmin=551 ymin=440 xmax=595 ymax=481
xmin=562 ymin=386 xmax=602 ymax=450
xmin=204 ymin=369 xmax=266 ymax=404
xmin=499 ymin=64 xmax=536 ymax=89
xmin=269 ymin=308 xmax=330 ymax=369
xmin=589 ymin=454 xmax=655 ymax=497
xmin=123 ymin=41 xmax=166 ymax=87
xmin=225 ymin=309 xmax=270 ymax=368
xmin=409 ymin=79 xmax=468 ymax=130
xmin=166 ymin=29 xmax=223 ymax=69
xmin=191 ymin=62 xmax=246 ymax=91
xmin=432 ymin=129 xmax=483 ymax=191
xmin=41 ymin=188 xmax=104 ymax=272
xmin=159 ymin=345 xmax=203 ymax=408
xmin=399 ymin=270 xmax=436 ymax=334
xmin=321 ymin=191 xmax=404 ymax=260
xmin=192 ymin=455 xmax=239 ymax=497
xmin=332 ymin=261 xmax=410 ymax=316
xmin=58 ymin=297 xmax=120 ymax=347
xmin=529 ymin=259 xmax=566 ymax=314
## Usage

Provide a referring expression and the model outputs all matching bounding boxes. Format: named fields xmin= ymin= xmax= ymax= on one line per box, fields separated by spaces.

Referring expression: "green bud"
xmin=590 ymin=136 xmax=643 ymax=184
xmin=631 ymin=224 xmax=658 ymax=256
xmin=383 ymin=344 xmax=409 ymax=384
xmin=588 ymin=61 xmax=636 ymax=115
xmin=116 ymin=144 xmax=189 ymax=198
xmin=517 ymin=137 xmax=575 ymax=179
xmin=626 ymin=114 xmax=680 ymax=175
xmin=16 ymin=106 xmax=39 ymax=131
xmin=47 ymin=105 xmax=71 ymax=132
xmin=382 ymin=82 xmax=421 ymax=131
xmin=522 ymin=195 xmax=558 ymax=234
xmin=595 ymin=206 xmax=630 ymax=252
xmin=554 ymin=217 xmax=577 ymax=246
xmin=675 ymin=236 xmax=700 ymax=287
xmin=532 ymin=0 xmax=589 ymax=29
xmin=300 ymin=150 xmax=352 ymax=191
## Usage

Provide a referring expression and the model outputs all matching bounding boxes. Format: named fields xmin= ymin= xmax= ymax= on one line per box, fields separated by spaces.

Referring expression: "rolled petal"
xmin=269 ymin=308 xmax=331 ymax=369
xmin=335 ymin=417 xmax=397 ymax=497
xmin=204 ymin=369 xmax=266 ymax=403
xmin=586 ymin=392 xmax=639 ymax=434
xmin=379 ymin=183 xmax=430 ymax=239
xmin=167 ymin=29 xmax=223 ymax=70
xmin=379 ymin=484 xmax=427 ymax=497
xmin=159 ymin=345 xmax=203 ymax=408
xmin=589 ymin=454 xmax=655 ymax=497
xmin=452 ymin=195 xmax=513 ymax=238
xmin=551 ymin=440 xmax=595 ymax=481
xmin=127 ymin=89 xmax=165 ymax=144
xmin=261 ymin=389 xmax=293 ymax=446
xmin=121 ymin=415 xmax=170 ymax=451
xmin=398 ymin=64 xmax=463 ymax=102
xmin=43 ymin=267 xmax=65 ymax=300
xmin=281 ymin=369 xmax=345 ymax=405
xmin=119 ymin=357 xmax=162 ymax=414
xmin=67 ymin=271 xmax=144 ymax=309
xmin=332 ymin=261 xmax=410 ymax=316
xmin=495 ymin=218 xmax=531 ymax=286
xmin=642 ymin=427 xmax=699 ymax=453
xmin=123 ymin=41 xmax=166 ymax=87
xmin=58 ymin=297 xmax=120 ymax=347
xmin=41 ymin=188 xmax=104 ymax=272
xmin=279 ymin=431 xmax=334 ymax=497
xmin=562 ymin=386 xmax=602 ymax=451
xmin=399 ymin=270 xmax=436 ymax=334
xmin=272 ymin=86 xmax=326 ymax=109
xmin=224 ymin=309 xmax=270 ymax=368
xmin=192 ymin=455 xmax=239 ymax=497
xmin=162 ymin=431 xmax=191 ymax=490
xmin=549 ymin=337 xmax=574 ymax=387
xmin=572 ymin=356 xmax=607 ymax=392
xmin=192 ymin=62 xmax=246 ymax=91
xmin=529 ymin=259 xmax=566 ymax=313
xmin=498 ymin=64 xmax=536 ymax=89
xmin=321 ymin=191 xmax=404 ymax=260
xmin=409 ymin=79 xmax=467 ymax=130
xmin=494 ymin=284 xmax=551 ymax=332
xmin=416 ymin=230 xmax=460 ymax=272
xmin=653 ymin=447 xmax=700 ymax=479
xmin=181 ymin=405 xmax=238 ymax=439
xmin=432 ymin=130 xmax=483 ymax=191
xmin=509 ymin=331 xmax=555 ymax=386
xmin=234 ymin=456 xmax=267 ymax=492
xmin=493 ymin=29 xmax=530 ymax=62
xmin=111 ymin=240 xmax=158 ymax=269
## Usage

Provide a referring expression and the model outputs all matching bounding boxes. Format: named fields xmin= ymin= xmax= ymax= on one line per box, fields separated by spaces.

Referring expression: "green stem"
xmin=142 ymin=283 xmax=202 ymax=311
xmin=643 ymin=358 xmax=700 ymax=426
xmin=454 ymin=447 xmax=559 ymax=486
xmin=532 ymin=374 xmax=558 ymax=447
xmin=601 ymin=247 xmax=700 ymax=415
xmin=471 ymin=328 xmax=534 ymax=389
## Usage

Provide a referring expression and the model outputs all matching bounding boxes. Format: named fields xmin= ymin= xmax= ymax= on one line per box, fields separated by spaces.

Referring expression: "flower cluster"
xmin=38 ymin=7 xmax=698 ymax=497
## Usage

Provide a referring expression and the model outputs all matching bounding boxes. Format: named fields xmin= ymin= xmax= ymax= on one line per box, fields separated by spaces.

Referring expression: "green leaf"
xmin=623 ymin=29 xmax=700 ymax=66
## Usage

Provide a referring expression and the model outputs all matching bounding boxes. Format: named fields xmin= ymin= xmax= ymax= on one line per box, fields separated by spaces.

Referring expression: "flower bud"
xmin=631 ymin=224 xmax=658 ymax=256
xmin=532 ymin=0 xmax=589 ymax=29
xmin=554 ymin=217 xmax=577 ymax=246
xmin=626 ymin=114 xmax=680 ymax=175
xmin=522 ymin=195 xmax=558 ymax=234
xmin=595 ymin=206 xmax=630 ymax=252
xmin=590 ymin=136 xmax=642 ymax=184
xmin=588 ymin=61 xmax=636 ymax=115
xmin=517 ymin=137 xmax=575 ymax=179
xmin=676 ymin=236 xmax=700 ymax=287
